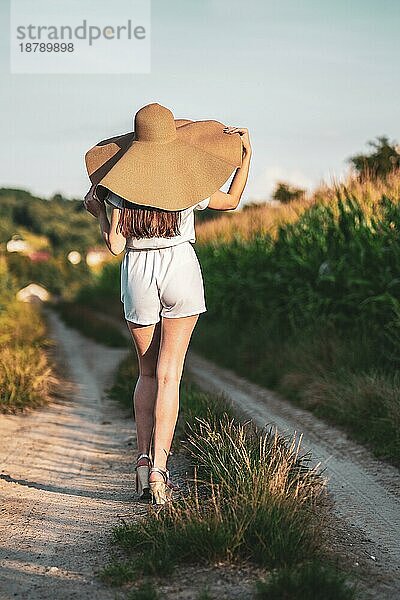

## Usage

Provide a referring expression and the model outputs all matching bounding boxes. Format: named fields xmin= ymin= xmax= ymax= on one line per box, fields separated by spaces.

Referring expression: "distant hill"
xmin=0 ymin=188 xmax=102 ymax=254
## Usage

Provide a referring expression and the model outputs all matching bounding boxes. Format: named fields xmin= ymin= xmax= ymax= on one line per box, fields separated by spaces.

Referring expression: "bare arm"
xmin=107 ymin=207 xmax=126 ymax=255
xmin=208 ymin=127 xmax=252 ymax=211
xmin=83 ymin=185 xmax=126 ymax=255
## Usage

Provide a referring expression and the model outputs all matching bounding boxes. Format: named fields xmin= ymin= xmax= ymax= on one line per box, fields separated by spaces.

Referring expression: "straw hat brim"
xmin=85 ymin=119 xmax=243 ymax=211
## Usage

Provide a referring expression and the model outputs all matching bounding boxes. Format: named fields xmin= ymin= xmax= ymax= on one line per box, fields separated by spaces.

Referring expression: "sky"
xmin=0 ymin=0 xmax=399 ymax=205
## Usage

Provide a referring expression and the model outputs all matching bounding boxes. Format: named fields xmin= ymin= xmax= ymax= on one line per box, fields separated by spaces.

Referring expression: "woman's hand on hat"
xmin=83 ymin=184 xmax=105 ymax=218
xmin=223 ymin=126 xmax=252 ymax=158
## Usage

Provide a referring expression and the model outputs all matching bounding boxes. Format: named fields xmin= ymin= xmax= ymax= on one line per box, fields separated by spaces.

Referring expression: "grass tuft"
xmin=0 ymin=345 xmax=54 ymax=412
xmin=127 ymin=581 xmax=160 ymax=599
xmin=106 ymin=384 xmax=326 ymax=585
xmin=255 ymin=560 xmax=356 ymax=600
xmin=100 ymin=561 xmax=137 ymax=586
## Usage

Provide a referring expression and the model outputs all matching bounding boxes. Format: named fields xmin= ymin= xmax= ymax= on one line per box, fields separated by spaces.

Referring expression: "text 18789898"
xmin=19 ymin=43 xmax=74 ymax=52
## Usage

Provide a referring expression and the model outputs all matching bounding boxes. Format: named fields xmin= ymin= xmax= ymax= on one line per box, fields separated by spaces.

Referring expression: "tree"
xmin=348 ymin=136 xmax=400 ymax=180
xmin=272 ymin=182 xmax=305 ymax=204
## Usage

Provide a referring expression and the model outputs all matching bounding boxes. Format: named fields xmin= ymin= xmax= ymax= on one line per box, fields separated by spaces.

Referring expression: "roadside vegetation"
xmin=0 ymin=188 xmax=103 ymax=299
xmin=100 ymin=351 xmax=356 ymax=599
xmin=0 ymin=188 xmax=102 ymax=255
xmin=53 ymin=300 xmax=128 ymax=348
xmin=0 ymin=256 xmax=56 ymax=413
xmin=193 ymin=169 xmax=400 ymax=464
xmin=69 ymin=163 xmax=400 ymax=464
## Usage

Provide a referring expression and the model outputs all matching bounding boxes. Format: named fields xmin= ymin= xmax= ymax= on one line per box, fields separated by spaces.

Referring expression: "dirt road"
xmin=0 ymin=311 xmax=260 ymax=600
xmin=0 ymin=310 xmax=136 ymax=599
xmin=186 ymin=351 xmax=400 ymax=598
xmin=1 ymin=309 xmax=399 ymax=598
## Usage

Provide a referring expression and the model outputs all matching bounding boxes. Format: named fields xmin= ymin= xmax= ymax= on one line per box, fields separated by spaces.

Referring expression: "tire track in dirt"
xmin=186 ymin=350 xmax=400 ymax=596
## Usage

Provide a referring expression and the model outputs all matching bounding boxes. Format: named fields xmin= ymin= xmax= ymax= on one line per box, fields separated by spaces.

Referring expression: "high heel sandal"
xmin=135 ymin=453 xmax=152 ymax=499
xmin=149 ymin=467 xmax=174 ymax=505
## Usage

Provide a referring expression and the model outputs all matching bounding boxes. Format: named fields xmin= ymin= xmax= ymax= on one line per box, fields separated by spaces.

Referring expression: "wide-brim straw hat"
xmin=85 ymin=102 xmax=243 ymax=211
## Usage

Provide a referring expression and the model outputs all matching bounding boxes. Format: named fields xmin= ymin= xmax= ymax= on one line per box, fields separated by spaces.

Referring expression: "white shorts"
xmin=120 ymin=241 xmax=207 ymax=325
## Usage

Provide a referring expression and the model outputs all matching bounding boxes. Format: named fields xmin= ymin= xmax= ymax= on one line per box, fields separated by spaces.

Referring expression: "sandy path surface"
xmin=186 ymin=351 xmax=400 ymax=598
xmin=0 ymin=310 xmax=137 ymax=599
xmin=0 ymin=311 xmax=262 ymax=600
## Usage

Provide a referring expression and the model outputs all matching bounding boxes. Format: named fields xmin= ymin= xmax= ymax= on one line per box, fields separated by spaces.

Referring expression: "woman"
xmin=83 ymin=103 xmax=252 ymax=504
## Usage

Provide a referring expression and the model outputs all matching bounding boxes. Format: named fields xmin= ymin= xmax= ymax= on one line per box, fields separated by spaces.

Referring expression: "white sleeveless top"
xmin=105 ymin=191 xmax=210 ymax=250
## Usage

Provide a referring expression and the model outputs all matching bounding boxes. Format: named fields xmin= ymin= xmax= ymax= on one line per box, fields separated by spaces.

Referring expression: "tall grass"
xmin=196 ymin=195 xmax=314 ymax=244
xmin=197 ymin=171 xmax=400 ymax=244
xmin=192 ymin=175 xmax=400 ymax=463
xmin=0 ymin=344 xmax=53 ymax=412
xmin=198 ymin=192 xmax=399 ymax=349
xmin=0 ymin=255 xmax=56 ymax=413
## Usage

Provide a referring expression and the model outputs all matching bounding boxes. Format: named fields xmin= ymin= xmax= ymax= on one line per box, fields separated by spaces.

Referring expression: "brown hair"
xmin=116 ymin=199 xmax=182 ymax=239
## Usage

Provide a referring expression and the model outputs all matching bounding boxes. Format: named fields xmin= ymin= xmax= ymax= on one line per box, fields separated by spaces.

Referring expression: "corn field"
xmin=197 ymin=192 xmax=400 ymax=361
xmin=194 ymin=176 xmax=400 ymax=462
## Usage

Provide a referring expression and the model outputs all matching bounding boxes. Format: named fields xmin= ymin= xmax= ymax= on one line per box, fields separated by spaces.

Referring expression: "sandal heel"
xmin=149 ymin=481 xmax=172 ymax=505
xmin=136 ymin=465 xmax=150 ymax=496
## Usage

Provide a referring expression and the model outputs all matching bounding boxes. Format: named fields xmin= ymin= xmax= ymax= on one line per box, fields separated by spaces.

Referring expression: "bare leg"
xmin=126 ymin=320 xmax=161 ymax=465
xmin=150 ymin=314 xmax=199 ymax=482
